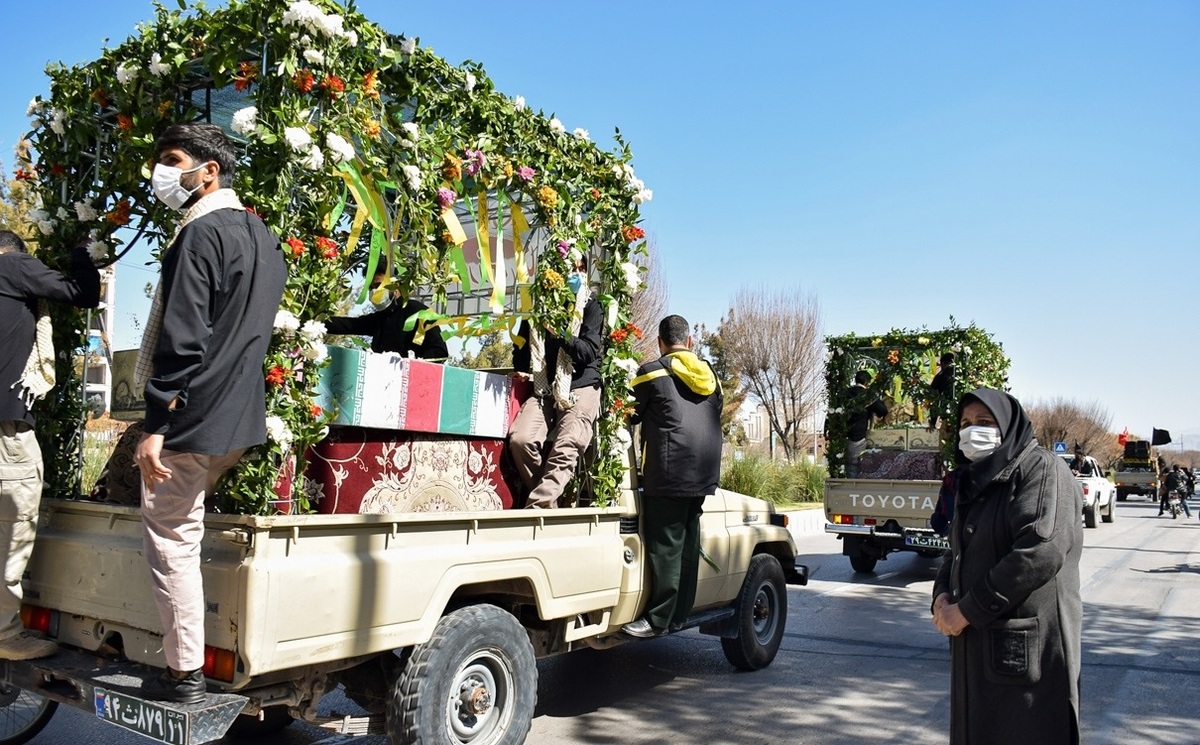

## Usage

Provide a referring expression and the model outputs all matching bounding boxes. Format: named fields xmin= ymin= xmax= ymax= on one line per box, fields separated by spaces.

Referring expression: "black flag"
xmin=1151 ymin=428 xmax=1172 ymax=446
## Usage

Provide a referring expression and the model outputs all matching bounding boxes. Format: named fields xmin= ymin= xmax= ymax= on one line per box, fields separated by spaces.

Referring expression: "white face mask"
xmin=959 ymin=425 xmax=1002 ymax=461
xmin=151 ymin=162 xmax=206 ymax=211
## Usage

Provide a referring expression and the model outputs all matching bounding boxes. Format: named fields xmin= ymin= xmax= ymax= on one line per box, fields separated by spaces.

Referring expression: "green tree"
xmin=456 ymin=330 xmax=512 ymax=370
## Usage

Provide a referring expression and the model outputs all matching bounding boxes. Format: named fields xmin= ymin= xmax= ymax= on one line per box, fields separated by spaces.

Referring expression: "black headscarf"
xmin=955 ymin=387 xmax=1036 ymax=502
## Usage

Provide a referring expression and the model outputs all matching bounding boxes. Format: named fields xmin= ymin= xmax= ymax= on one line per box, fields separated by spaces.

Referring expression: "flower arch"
xmin=17 ymin=0 xmax=649 ymax=512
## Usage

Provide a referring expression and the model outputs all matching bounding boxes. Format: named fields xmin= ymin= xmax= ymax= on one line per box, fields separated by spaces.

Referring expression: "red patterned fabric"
xmin=305 ymin=428 xmax=516 ymax=514
xmin=858 ymin=449 xmax=941 ymax=480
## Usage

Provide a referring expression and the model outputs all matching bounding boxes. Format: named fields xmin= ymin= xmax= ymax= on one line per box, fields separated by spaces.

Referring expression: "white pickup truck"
xmin=0 ymin=466 xmax=805 ymax=745
xmin=1060 ymin=454 xmax=1117 ymax=528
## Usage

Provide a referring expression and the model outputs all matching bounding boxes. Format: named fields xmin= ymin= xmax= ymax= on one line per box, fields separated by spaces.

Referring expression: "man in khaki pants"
xmin=134 ymin=124 xmax=286 ymax=703
xmin=0 ymin=230 xmax=99 ymax=660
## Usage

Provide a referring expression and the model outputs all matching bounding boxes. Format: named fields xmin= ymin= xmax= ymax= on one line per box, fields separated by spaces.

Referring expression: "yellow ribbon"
xmin=476 ymin=191 xmax=492 ymax=284
xmin=510 ymin=199 xmax=529 ymax=283
xmin=490 ymin=193 xmax=506 ymax=314
xmin=441 ymin=209 xmax=467 ymax=245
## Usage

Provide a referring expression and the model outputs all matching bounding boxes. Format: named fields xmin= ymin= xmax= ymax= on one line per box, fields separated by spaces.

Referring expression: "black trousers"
xmin=642 ymin=495 xmax=704 ymax=630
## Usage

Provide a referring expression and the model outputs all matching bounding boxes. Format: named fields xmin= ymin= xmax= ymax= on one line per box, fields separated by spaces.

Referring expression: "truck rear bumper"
xmin=1 ymin=645 xmax=247 ymax=745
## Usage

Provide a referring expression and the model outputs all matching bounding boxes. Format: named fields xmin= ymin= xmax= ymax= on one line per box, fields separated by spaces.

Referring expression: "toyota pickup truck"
xmin=822 ymin=324 xmax=1010 ymax=574
xmin=0 ymin=469 xmax=805 ymax=745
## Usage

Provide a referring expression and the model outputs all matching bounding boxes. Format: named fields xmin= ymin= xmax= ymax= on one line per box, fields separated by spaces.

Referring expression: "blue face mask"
xmin=567 ymin=272 xmax=584 ymax=294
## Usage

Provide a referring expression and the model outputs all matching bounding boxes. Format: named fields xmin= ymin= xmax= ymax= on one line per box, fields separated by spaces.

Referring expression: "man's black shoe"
xmin=141 ymin=668 xmax=206 ymax=705
xmin=622 ymin=618 xmax=664 ymax=638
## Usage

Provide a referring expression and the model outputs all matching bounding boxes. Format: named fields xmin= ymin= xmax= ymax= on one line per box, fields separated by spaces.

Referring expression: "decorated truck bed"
xmin=822 ymin=323 xmax=1010 ymax=573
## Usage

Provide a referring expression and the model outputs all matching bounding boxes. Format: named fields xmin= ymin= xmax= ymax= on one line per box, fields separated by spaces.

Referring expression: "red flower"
xmin=628 ymin=324 xmax=643 ymax=340
xmin=310 ymin=404 xmax=323 ymax=418
xmin=266 ymin=366 xmax=289 ymax=386
xmin=285 ymin=237 xmax=305 ymax=257
xmin=621 ymin=225 xmax=645 ymax=244
xmin=610 ymin=328 xmax=629 ymax=344
xmin=14 ymin=168 xmax=35 ymax=182
xmin=321 ymin=75 xmax=345 ymax=98
xmin=116 ymin=114 xmax=134 ymax=132
xmin=106 ymin=199 xmax=131 ymax=226
xmin=293 ymin=69 xmax=315 ymax=93
xmin=234 ymin=61 xmax=259 ymax=92
xmin=316 ymin=236 xmax=339 ymax=259
xmin=245 ymin=205 xmax=261 ymax=218
xmin=90 ymin=89 xmax=110 ymax=108
xmin=49 ymin=163 xmax=67 ymax=177
xmin=590 ymin=187 xmax=601 ymax=200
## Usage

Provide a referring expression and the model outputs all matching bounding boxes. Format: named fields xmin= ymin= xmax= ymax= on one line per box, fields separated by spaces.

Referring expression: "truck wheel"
xmin=226 ymin=706 xmax=294 ymax=740
xmin=849 ymin=555 xmax=878 ymax=574
xmin=0 ymin=684 xmax=56 ymax=745
xmin=1083 ymin=503 xmax=1098 ymax=529
xmin=1116 ymin=489 xmax=1127 ymax=502
xmin=388 ymin=604 xmax=536 ymax=745
xmin=721 ymin=554 xmax=787 ymax=671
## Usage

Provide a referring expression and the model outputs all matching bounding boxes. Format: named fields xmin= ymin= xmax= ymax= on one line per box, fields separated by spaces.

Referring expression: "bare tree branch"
xmin=720 ymin=286 xmax=824 ymax=461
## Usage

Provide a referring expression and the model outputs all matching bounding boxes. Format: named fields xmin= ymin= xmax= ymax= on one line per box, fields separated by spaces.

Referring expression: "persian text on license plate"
xmin=905 ymin=534 xmax=950 ymax=551
xmin=95 ymin=687 xmax=189 ymax=745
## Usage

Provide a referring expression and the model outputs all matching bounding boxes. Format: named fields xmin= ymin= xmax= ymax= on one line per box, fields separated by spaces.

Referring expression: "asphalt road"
xmin=20 ymin=494 xmax=1200 ymax=745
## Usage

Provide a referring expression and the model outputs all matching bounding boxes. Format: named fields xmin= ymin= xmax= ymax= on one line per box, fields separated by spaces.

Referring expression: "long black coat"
xmin=934 ymin=440 xmax=1083 ymax=745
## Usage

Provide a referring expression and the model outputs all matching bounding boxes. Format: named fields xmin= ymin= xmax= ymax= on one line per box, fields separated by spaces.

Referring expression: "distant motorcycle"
xmin=1166 ymin=490 xmax=1185 ymax=519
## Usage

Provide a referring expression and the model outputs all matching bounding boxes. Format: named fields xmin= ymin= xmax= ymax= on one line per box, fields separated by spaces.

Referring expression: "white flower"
xmin=148 ymin=52 xmax=171 ymax=78
xmin=74 ymin=200 xmax=98 ymax=222
xmin=620 ymin=261 xmax=642 ymax=292
xmin=316 ymin=13 xmax=346 ymax=39
xmin=283 ymin=0 xmax=350 ymax=40
xmin=87 ymin=241 xmax=108 ymax=262
xmin=514 ymin=95 xmax=525 ymax=111
xmin=325 ymin=132 xmax=355 ymax=163
xmin=402 ymin=164 xmax=422 ymax=192
xmin=399 ymin=36 xmax=416 ymax=55
xmin=612 ymin=164 xmax=624 ymax=179
xmin=346 ymin=29 xmax=358 ymax=46
xmin=299 ymin=319 xmax=327 ymax=343
xmin=464 ymin=71 xmax=476 ymax=92
xmin=632 ymin=188 xmax=654 ymax=205
xmin=115 ymin=63 xmax=138 ymax=86
xmin=274 ymin=310 xmax=301 ymax=337
xmin=25 ymin=98 xmax=41 ymax=117
xmin=30 ymin=209 xmax=49 ymax=222
xmin=37 ymin=220 xmax=55 ymax=236
xmin=610 ymin=426 xmax=633 ymax=455
xmin=265 ymin=415 xmax=292 ymax=446
xmin=56 ymin=207 xmax=69 ymax=220
xmin=48 ymin=109 xmax=67 ymax=136
xmin=302 ymin=340 xmax=329 ymax=363
xmin=284 ymin=126 xmax=313 ymax=151
xmin=613 ymin=357 xmax=639 ymax=377
xmin=300 ymin=34 xmax=313 ymax=45
xmin=573 ymin=128 xmax=590 ymax=141
xmin=303 ymin=49 xmax=325 ymax=66
xmin=399 ymin=122 xmax=419 ymax=148
xmin=300 ymin=144 xmax=325 ymax=170
xmin=549 ymin=118 xmax=565 ymax=134
xmin=230 ymin=106 xmax=258 ymax=136
xmin=962 ymin=345 xmax=973 ymax=356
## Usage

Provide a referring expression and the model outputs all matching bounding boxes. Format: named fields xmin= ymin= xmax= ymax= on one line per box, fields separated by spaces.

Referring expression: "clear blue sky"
xmin=4 ymin=1 xmax=1198 ymax=446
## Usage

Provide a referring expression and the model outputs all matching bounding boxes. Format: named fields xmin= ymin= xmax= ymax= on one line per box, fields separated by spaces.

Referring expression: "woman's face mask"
xmin=567 ymin=272 xmax=584 ymax=294
xmin=959 ymin=425 xmax=1002 ymax=461
xmin=151 ymin=162 xmax=207 ymax=211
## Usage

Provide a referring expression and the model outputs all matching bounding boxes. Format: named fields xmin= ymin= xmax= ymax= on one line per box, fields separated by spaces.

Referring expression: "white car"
xmin=1060 ymin=454 xmax=1117 ymax=528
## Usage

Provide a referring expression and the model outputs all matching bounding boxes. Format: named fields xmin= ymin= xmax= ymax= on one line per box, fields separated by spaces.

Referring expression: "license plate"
xmin=905 ymin=534 xmax=950 ymax=551
xmin=95 ymin=687 xmax=189 ymax=745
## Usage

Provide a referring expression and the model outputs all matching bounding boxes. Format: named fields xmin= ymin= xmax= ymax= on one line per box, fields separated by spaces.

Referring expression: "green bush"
xmin=721 ymin=454 xmax=826 ymax=506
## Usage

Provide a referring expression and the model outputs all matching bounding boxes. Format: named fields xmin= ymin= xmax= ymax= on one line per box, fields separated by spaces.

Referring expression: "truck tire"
xmin=1083 ymin=503 xmax=1098 ymax=529
xmin=226 ymin=706 xmax=294 ymax=740
xmin=721 ymin=554 xmax=787 ymax=671
xmin=1116 ymin=488 xmax=1127 ymax=502
xmin=0 ymin=684 xmax=56 ymax=745
xmin=849 ymin=555 xmax=878 ymax=574
xmin=388 ymin=604 xmax=536 ymax=745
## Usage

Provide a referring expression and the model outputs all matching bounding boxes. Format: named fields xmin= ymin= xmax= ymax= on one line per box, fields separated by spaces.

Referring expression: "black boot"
xmin=141 ymin=668 xmax=206 ymax=705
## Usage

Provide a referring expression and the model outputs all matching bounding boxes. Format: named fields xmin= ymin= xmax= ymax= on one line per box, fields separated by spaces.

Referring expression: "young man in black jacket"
xmin=623 ymin=315 xmax=723 ymax=638
xmin=0 ymin=230 xmax=100 ymax=660
xmin=846 ymin=370 xmax=888 ymax=477
xmin=134 ymin=124 xmax=287 ymax=703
